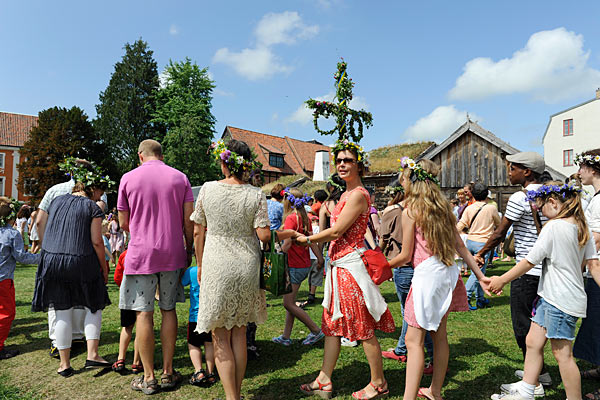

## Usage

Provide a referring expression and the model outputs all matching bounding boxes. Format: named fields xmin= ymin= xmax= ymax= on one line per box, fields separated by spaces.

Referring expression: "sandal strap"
xmin=315 ymin=378 xmax=333 ymax=391
xmin=369 ymin=381 xmax=388 ymax=393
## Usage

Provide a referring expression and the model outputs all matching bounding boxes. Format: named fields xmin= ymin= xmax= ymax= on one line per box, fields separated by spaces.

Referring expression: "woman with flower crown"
xmin=191 ymin=139 xmax=296 ymax=400
xmin=296 ymin=139 xmax=395 ymax=400
xmin=573 ymin=149 xmax=600 ymax=400
xmin=31 ymin=159 xmax=113 ymax=377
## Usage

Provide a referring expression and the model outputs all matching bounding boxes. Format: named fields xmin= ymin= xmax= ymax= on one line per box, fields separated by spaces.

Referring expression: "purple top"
xmin=117 ymin=160 xmax=194 ymax=275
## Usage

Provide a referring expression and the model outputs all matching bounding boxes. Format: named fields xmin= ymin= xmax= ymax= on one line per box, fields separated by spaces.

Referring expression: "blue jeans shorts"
xmin=289 ymin=267 xmax=310 ymax=285
xmin=531 ymin=297 xmax=579 ymax=341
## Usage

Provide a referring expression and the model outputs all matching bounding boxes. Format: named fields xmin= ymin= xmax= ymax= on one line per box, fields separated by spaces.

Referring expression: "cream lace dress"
xmin=191 ymin=181 xmax=270 ymax=333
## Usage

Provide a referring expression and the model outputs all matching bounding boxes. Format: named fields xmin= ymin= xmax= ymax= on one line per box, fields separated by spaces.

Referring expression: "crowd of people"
xmin=0 ymin=136 xmax=599 ymax=400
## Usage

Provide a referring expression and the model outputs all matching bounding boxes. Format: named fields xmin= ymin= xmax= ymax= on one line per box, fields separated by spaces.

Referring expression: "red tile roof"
xmin=0 ymin=112 xmax=37 ymax=147
xmin=223 ymin=126 xmax=331 ymax=175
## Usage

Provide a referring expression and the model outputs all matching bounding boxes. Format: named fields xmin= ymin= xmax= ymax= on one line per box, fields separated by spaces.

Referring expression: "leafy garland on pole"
xmin=305 ymin=59 xmax=373 ymax=143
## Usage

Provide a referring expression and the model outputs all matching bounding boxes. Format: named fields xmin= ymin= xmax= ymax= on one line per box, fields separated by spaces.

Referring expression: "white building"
xmin=543 ymin=89 xmax=600 ymax=177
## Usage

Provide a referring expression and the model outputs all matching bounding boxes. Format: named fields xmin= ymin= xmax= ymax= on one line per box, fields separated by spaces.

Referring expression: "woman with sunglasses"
xmin=296 ymin=141 xmax=394 ymax=399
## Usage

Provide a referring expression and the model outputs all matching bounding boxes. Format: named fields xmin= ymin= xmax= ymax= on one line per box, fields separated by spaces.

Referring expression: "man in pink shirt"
xmin=118 ymin=140 xmax=194 ymax=394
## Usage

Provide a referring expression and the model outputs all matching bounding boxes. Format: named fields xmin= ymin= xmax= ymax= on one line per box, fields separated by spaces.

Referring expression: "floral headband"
xmin=384 ymin=184 xmax=404 ymax=195
xmin=575 ymin=153 xmax=600 ymax=168
xmin=283 ymin=188 xmax=310 ymax=209
xmin=327 ymin=175 xmax=345 ymax=192
xmin=0 ymin=198 xmax=22 ymax=226
xmin=332 ymin=139 xmax=371 ymax=167
xmin=398 ymin=157 xmax=440 ymax=185
xmin=210 ymin=140 xmax=262 ymax=181
xmin=59 ymin=157 xmax=115 ymax=190
xmin=525 ymin=183 xmax=582 ymax=203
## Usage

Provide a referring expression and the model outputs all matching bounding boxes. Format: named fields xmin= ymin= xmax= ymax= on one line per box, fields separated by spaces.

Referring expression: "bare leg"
xmin=188 ymin=343 xmax=204 ymax=372
xmin=354 ymin=336 xmax=387 ymax=396
xmin=551 ymin=338 xmax=581 ymax=400
xmin=522 ymin=322 xmax=546 ymax=387
xmin=282 ymin=284 xmax=319 ymax=336
xmin=86 ymin=339 xmax=107 ymax=362
xmin=160 ymin=308 xmax=177 ymax=375
xmin=58 ymin=348 xmax=71 ymax=372
xmin=136 ymin=311 xmax=155 ymax=382
xmin=213 ymin=328 xmax=237 ymax=400
xmin=403 ymin=326 xmax=426 ymax=400
xmin=132 ymin=334 xmax=141 ymax=365
xmin=232 ymin=326 xmax=247 ymax=398
xmin=428 ymin=315 xmax=449 ymax=399
xmin=205 ymin=341 xmax=216 ymax=374
xmin=307 ymin=336 xmax=341 ymax=388
xmin=118 ymin=325 xmax=133 ymax=361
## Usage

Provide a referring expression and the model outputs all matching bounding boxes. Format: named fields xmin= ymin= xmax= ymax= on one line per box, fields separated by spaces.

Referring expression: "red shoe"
xmin=381 ymin=350 xmax=407 ymax=362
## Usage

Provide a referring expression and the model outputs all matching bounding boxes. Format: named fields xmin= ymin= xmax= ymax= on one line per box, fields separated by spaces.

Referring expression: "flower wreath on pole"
xmin=305 ymin=59 xmax=373 ymax=167
xmin=59 ymin=157 xmax=115 ymax=190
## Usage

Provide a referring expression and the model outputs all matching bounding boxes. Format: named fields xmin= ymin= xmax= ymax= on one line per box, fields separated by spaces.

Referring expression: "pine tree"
xmin=17 ymin=106 xmax=108 ymax=203
xmin=153 ymin=58 xmax=218 ymax=185
xmin=94 ymin=39 xmax=163 ymax=177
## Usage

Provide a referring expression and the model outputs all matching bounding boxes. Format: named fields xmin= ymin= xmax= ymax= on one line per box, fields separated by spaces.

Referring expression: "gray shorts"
xmin=119 ymin=269 xmax=185 ymax=312
xmin=308 ymin=258 xmax=324 ymax=287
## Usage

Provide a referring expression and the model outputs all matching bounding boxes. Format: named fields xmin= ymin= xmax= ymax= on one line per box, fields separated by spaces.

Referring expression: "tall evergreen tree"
xmin=17 ymin=106 xmax=109 ymax=204
xmin=94 ymin=39 xmax=163 ymax=176
xmin=153 ymin=58 xmax=218 ymax=185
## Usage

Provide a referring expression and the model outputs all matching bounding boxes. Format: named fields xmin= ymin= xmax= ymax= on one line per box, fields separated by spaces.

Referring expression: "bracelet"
xmin=306 ymin=237 xmax=312 ymax=245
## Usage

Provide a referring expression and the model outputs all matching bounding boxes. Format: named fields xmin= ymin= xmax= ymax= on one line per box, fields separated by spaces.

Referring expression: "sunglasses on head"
xmin=335 ymin=157 xmax=356 ymax=165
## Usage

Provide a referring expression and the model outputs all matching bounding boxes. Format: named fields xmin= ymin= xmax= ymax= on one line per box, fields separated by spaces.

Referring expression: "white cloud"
xmin=169 ymin=24 xmax=179 ymax=35
xmin=255 ymin=11 xmax=319 ymax=47
xmin=403 ymin=105 xmax=480 ymax=141
xmin=213 ymin=11 xmax=317 ymax=80
xmin=286 ymin=92 xmax=370 ymax=125
xmin=449 ymin=28 xmax=600 ymax=103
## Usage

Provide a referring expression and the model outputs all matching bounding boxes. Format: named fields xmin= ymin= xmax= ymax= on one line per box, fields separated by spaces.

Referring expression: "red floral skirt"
xmin=322 ymin=268 xmax=395 ymax=341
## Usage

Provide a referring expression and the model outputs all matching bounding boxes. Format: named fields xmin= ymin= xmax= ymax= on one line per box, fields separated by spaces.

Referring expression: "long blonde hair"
xmin=282 ymin=187 xmax=311 ymax=235
xmin=403 ymin=160 xmax=457 ymax=266
xmin=536 ymin=180 xmax=589 ymax=247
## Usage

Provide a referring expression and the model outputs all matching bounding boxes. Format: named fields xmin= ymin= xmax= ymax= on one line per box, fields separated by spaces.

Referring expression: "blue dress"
xmin=32 ymin=194 xmax=110 ymax=313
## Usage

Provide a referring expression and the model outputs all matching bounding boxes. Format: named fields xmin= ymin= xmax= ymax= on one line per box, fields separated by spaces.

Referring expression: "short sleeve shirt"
xmin=504 ymin=184 xmax=547 ymax=276
xmin=117 ymin=160 xmax=194 ymax=275
xmin=526 ymin=219 xmax=598 ymax=317
xmin=283 ymin=213 xmax=311 ymax=269
xmin=585 ymin=194 xmax=600 ymax=235
xmin=267 ymin=200 xmax=284 ymax=230
xmin=38 ymin=180 xmax=75 ymax=212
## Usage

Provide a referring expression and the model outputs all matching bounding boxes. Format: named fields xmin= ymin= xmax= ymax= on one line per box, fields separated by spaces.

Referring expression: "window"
xmin=0 ymin=153 xmax=5 ymax=169
xmin=0 ymin=177 xmax=4 ymax=196
xmin=269 ymin=153 xmax=284 ymax=168
xmin=563 ymin=119 xmax=573 ymax=136
xmin=563 ymin=149 xmax=574 ymax=166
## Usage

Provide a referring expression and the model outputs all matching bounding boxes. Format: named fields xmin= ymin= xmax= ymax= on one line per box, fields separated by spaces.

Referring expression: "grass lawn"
xmin=1 ymin=261 xmax=598 ymax=399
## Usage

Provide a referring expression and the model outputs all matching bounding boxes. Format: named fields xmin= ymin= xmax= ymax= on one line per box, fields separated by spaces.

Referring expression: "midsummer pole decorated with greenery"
xmin=305 ymin=59 xmax=373 ymax=144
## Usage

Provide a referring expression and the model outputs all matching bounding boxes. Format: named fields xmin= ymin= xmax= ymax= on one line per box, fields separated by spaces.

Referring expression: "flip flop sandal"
xmin=189 ymin=370 xmax=207 ymax=386
xmin=299 ymin=378 xmax=333 ymax=399
xmin=417 ymin=387 xmax=444 ymax=400
xmin=131 ymin=376 xmax=159 ymax=395
xmin=352 ymin=381 xmax=389 ymax=399
xmin=586 ymin=388 xmax=600 ymax=400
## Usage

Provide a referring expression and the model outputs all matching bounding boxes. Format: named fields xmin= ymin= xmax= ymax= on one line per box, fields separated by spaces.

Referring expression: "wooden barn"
xmin=416 ymin=119 xmax=566 ymax=212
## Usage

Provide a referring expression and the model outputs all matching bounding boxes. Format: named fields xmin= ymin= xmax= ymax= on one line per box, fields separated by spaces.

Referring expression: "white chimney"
xmin=313 ymin=150 xmax=330 ymax=181
xmin=596 ymin=87 xmax=600 ymax=99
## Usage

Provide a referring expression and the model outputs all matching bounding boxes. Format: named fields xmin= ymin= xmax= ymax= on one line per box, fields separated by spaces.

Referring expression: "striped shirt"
xmin=504 ymin=184 xmax=547 ymax=276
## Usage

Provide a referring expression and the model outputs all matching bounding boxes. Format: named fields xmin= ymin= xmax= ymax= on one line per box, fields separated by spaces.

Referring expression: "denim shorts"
xmin=289 ymin=267 xmax=310 ymax=285
xmin=531 ymin=297 xmax=579 ymax=340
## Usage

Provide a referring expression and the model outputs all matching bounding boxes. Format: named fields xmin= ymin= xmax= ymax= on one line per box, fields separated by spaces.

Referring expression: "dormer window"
xmin=269 ymin=153 xmax=284 ymax=168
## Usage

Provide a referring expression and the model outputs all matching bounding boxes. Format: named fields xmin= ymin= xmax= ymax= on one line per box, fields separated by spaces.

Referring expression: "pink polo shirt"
xmin=117 ymin=160 xmax=194 ymax=275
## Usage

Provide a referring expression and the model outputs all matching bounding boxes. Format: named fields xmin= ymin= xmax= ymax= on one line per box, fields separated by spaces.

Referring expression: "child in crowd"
xmin=388 ymin=159 xmax=489 ymax=400
xmin=0 ymin=197 xmax=40 ymax=359
xmin=111 ymin=249 xmax=142 ymax=373
xmin=101 ymin=220 xmax=113 ymax=277
xmin=489 ymin=182 xmax=600 ymax=400
xmin=181 ymin=265 xmax=217 ymax=387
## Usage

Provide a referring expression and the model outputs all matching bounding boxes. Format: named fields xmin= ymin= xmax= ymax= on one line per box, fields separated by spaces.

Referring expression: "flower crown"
xmin=0 ymin=198 xmax=22 ymax=227
xmin=384 ymin=184 xmax=404 ymax=195
xmin=210 ymin=140 xmax=262 ymax=181
xmin=59 ymin=157 xmax=115 ymax=190
xmin=283 ymin=188 xmax=310 ymax=209
xmin=398 ymin=157 xmax=440 ymax=185
xmin=525 ymin=183 xmax=582 ymax=203
xmin=575 ymin=153 xmax=600 ymax=167
xmin=327 ymin=175 xmax=345 ymax=192
xmin=332 ymin=139 xmax=370 ymax=167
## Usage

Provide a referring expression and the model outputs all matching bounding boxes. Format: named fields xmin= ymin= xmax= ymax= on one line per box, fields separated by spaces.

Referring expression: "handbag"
xmin=261 ymin=231 xmax=292 ymax=296
xmin=356 ymin=247 xmax=392 ymax=285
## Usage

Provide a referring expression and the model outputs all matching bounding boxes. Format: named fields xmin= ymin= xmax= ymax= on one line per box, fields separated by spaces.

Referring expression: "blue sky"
xmin=2 ymin=1 xmax=600 ymax=153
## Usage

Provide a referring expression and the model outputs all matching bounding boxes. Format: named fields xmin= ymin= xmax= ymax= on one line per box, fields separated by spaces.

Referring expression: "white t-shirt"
xmin=504 ymin=184 xmax=548 ymax=276
xmin=309 ymin=225 xmax=320 ymax=260
xmin=584 ymin=193 xmax=600 ymax=236
xmin=525 ymin=219 xmax=598 ymax=318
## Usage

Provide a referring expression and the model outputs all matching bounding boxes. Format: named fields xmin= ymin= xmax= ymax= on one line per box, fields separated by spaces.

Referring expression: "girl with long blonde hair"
xmin=388 ymin=158 xmax=490 ymax=400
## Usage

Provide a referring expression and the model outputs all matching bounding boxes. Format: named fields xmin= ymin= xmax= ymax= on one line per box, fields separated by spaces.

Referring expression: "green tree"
xmin=17 ymin=106 xmax=109 ymax=204
xmin=153 ymin=58 xmax=218 ymax=185
xmin=94 ymin=39 xmax=163 ymax=177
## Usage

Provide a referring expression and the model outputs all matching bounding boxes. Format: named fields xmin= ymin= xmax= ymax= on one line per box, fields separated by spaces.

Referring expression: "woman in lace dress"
xmin=296 ymin=142 xmax=395 ymax=400
xmin=191 ymin=139 xmax=295 ymax=400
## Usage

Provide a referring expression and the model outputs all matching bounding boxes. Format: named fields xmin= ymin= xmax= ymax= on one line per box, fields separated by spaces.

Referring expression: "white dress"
xmin=191 ymin=181 xmax=270 ymax=333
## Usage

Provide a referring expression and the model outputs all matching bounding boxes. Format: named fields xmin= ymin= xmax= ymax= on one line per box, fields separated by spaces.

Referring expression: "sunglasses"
xmin=335 ymin=157 xmax=357 ymax=165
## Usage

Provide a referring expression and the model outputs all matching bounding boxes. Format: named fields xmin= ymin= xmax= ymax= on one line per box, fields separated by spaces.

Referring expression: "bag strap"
xmin=468 ymin=204 xmax=486 ymax=230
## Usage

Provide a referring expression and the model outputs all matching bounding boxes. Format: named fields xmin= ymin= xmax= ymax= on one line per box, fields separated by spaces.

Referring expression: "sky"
xmin=2 ymin=1 xmax=600 ymax=154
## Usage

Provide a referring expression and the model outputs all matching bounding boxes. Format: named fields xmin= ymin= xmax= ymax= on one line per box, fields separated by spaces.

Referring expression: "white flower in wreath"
xmin=407 ymin=159 xmax=416 ymax=169
xmin=595 ymin=156 xmax=600 ymax=162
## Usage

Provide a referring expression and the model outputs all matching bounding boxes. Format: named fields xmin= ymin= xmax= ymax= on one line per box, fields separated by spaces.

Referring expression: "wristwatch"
xmin=306 ymin=237 xmax=312 ymax=244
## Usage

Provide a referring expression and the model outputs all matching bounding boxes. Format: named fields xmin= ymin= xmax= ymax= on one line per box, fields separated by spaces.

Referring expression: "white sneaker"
xmin=490 ymin=393 xmax=530 ymax=400
xmin=340 ymin=337 xmax=358 ymax=347
xmin=500 ymin=381 xmax=544 ymax=398
xmin=514 ymin=370 xmax=552 ymax=386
